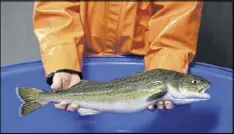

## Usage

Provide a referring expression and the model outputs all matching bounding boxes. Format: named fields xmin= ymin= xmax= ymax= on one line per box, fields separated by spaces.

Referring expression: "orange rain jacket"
xmin=33 ymin=1 xmax=203 ymax=84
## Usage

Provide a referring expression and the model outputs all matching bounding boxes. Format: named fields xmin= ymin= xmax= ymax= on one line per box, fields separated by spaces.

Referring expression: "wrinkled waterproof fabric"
xmin=33 ymin=1 xmax=203 ymax=78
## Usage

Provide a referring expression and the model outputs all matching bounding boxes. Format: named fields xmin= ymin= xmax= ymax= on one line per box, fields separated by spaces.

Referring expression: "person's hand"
xmin=148 ymin=101 xmax=174 ymax=111
xmin=51 ymin=72 xmax=81 ymax=111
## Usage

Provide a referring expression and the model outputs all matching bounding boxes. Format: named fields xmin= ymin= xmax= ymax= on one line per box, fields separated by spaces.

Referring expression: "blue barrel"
xmin=1 ymin=56 xmax=233 ymax=133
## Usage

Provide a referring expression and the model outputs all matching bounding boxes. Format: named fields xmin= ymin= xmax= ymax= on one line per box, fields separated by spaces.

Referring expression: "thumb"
xmin=51 ymin=73 xmax=62 ymax=91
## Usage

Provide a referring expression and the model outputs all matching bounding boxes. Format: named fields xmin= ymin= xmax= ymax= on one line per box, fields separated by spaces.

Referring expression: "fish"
xmin=16 ymin=69 xmax=211 ymax=117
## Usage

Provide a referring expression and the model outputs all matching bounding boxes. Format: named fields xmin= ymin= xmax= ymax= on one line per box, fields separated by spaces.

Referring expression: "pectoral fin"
xmin=77 ymin=108 xmax=101 ymax=116
xmin=146 ymin=81 xmax=167 ymax=102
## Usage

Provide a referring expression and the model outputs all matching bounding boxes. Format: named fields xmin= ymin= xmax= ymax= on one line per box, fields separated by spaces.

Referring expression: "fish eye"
xmin=192 ymin=80 xmax=199 ymax=84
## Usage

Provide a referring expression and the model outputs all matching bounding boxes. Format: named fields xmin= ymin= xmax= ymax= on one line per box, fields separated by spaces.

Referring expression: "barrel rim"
xmin=1 ymin=56 xmax=233 ymax=73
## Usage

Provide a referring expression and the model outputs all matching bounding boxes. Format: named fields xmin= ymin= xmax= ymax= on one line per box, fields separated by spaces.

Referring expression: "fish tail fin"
xmin=19 ymin=102 xmax=43 ymax=116
xmin=16 ymin=87 xmax=48 ymax=116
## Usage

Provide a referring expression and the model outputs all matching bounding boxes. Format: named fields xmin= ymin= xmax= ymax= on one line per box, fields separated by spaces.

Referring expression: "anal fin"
xmin=77 ymin=108 xmax=101 ymax=116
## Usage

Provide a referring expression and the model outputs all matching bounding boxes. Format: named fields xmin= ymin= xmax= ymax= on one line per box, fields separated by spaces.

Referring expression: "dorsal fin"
xmin=79 ymin=80 xmax=89 ymax=83
xmin=68 ymin=80 xmax=90 ymax=88
xmin=135 ymin=72 xmax=144 ymax=75
xmin=69 ymin=80 xmax=100 ymax=88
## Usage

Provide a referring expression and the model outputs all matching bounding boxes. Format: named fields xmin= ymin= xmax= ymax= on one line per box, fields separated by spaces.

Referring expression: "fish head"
xmin=165 ymin=73 xmax=211 ymax=104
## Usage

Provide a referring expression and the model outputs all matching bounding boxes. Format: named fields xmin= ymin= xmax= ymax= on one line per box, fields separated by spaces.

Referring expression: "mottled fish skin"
xmin=42 ymin=69 xmax=175 ymax=98
xmin=16 ymin=69 xmax=211 ymax=116
xmin=39 ymin=69 xmax=176 ymax=108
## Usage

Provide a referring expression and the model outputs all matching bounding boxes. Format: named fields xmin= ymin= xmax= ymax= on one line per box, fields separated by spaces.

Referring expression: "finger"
xmin=147 ymin=105 xmax=155 ymax=112
xmin=54 ymin=101 xmax=68 ymax=109
xmin=51 ymin=74 xmax=62 ymax=91
xmin=67 ymin=103 xmax=79 ymax=112
xmin=61 ymin=74 xmax=71 ymax=90
xmin=164 ymin=101 xmax=174 ymax=109
xmin=157 ymin=101 xmax=164 ymax=109
xmin=68 ymin=75 xmax=81 ymax=88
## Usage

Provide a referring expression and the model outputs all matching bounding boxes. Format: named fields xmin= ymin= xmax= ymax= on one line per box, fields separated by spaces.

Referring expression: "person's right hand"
xmin=51 ymin=72 xmax=81 ymax=112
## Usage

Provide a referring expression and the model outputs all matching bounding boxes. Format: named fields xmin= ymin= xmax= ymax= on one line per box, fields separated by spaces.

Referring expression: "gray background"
xmin=1 ymin=2 xmax=233 ymax=69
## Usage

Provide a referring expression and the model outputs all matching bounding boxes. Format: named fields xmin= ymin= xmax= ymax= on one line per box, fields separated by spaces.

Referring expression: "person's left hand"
xmin=148 ymin=100 xmax=174 ymax=111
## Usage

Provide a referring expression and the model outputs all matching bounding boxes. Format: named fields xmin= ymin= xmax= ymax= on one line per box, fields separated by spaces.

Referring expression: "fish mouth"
xmin=195 ymin=84 xmax=211 ymax=99
xmin=198 ymin=88 xmax=206 ymax=94
xmin=197 ymin=93 xmax=210 ymax=100
xmin=166 ymin=83 xmax=211 ymax=102
xmin=179 ymin=84 xmax=211 ymax=100
xmin=183 ymin=93 xmax=210 ymax=100
xmin=198 ymin=84 xmax=211 ymax=94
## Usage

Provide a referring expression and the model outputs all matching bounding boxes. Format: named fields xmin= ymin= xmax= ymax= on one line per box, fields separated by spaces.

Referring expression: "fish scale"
xmin=16 ymin=69 xmax=211 ymax=116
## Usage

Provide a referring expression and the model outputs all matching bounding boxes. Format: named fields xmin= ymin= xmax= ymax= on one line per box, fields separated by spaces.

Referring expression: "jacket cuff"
xmin=46 ymin=69 xmax=83 ymax=85
xmin=144 ymin=51 xmax=190 ymax=74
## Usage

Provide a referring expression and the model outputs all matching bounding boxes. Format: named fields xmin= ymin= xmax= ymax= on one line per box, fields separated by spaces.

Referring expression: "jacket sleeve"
xmin=33 ymin=2 xmax=84 ymax=84
xmin=144 ymin=2 xmax=203 ymax=73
